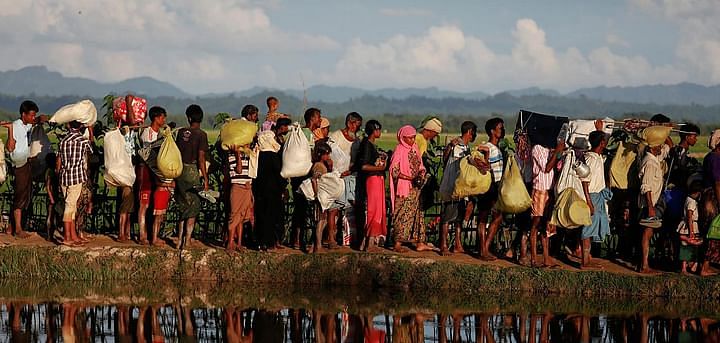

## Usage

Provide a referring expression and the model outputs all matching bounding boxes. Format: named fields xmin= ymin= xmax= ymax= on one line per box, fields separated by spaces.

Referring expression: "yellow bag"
xmin=639 ymin=126 xmax=671 ymax=147
xmin=609 ymin=141 xmax=637 ymax=190
xmin=220 ymin=119 xmax=258 ymax=150
xmin=157 ymin=127 xmax=183 ymax=179
xmin=495 ymin=154 xmax=532 ymax=214
xmin=550 ymin=188 xmax=591 ymax=229
xmin=453 ymin=151 xmax=491 ymax=198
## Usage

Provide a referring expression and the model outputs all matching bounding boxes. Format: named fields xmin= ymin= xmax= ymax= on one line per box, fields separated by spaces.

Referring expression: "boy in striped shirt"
xmin=476 ymin=118 xmax=506 ymax=260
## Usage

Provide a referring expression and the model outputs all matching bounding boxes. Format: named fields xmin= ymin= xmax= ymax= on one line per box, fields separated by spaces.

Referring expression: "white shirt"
xmin=9 ymin=119 xmax=33 ymax=167
xmin=139 ymin=127 xmax=159 ymax=148
xmin=639 ymin=152 xmax=664 ymax=208
xmin=329 ymin=130 xmax=353 ymax=156
xmin=581 ymin=151 xmax=606 ymax=193
xmin=482 ymin=142 xmax=504 ymax=183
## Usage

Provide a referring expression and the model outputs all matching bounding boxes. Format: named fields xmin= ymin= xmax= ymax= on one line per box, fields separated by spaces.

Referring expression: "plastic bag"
xmin=50 ymin=100 xmax=97 ymax=125
xmin=300 ymin=178 xmax=315 ymax=200
xmin=609 ymin=141 xmax=637 ymax=190
xmin=29 ymin=125 xmax=53 ymax=181
xmin=103 ymin=129 xmax=136 ymax=187
xmin=281 ymin=124 xmax=312 ymax=178
xmin=220 ymin=119 xmax=258 ymax=150
xmin=495 ymin=154 xmax=532 ymax=214
xmin=112 ymin=96 xmax=147 ymax=124
xmin=329 ymin=140 xmax=350 ymax=174
xmin=157 ymin=128 xmax=183 ymax=179
xmin=317 ymin=171 xmax=345 ymax=211
xmin=453 ymin=152 xmax=491 ymax=198
xmin=639 ymin=126 xmax=672 ymax=147
xmin=556 ymin=151 xmax=585 ymax=198
xmin=707 ymin=215 xmax=720 ymax=240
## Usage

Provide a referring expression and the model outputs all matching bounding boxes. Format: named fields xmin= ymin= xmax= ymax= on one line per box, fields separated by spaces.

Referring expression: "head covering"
xmin=389 ymin=125 xmax=425 ymax=211
xmin=313 ymin=117 xmax=331 ymax=141
xmin=640 ymin=126 xmax=672 ymax=148
xmin=709 ymin=129 xmax=720 ymax=150
xmin=257 ymin=130 xmax=280 ymax=153
xmin=423 ymin=117 xmax=443 ymax=134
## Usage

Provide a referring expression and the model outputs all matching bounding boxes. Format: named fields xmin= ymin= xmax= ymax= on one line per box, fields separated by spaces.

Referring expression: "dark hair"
xmin=364 ymin=120 xmax=382 ymax=136
xmin=460 ymin=121 xmax=477 ymax=136
xmin=275 ymin=117 xmax=291 ymax=129
xmin=485 ymin=118 xmax=504 ymax=136
xmin=650 ymin=113 xmax=671 ymax=123
xmin=266 ymin=96 xmax=278 ymax=105
xmin=345 ymin=112 xmax=363 ymax=126
xmin=241 ymin=104 xmax=259 ymax=119
xmin=588 ymin=130 xmax=606 ymax=149
xmin=148 ymin=106 xmax=167 ymax=121
xmin=68 ymin=120 xmax=83 ymax=130
xmin=185 ymin=104 xmax=204 ymax=124
xmin=679 ymin=123 xmax=700 ymax=140
xmin=304 ymin=108 xmax=321 ymax=125
xmin=19 ymin=100 xmax=39 ymax=115
xmin=313 ymin=142 xmax=332 ymax=162
xmin=689 ymin=180 xmax=703 ymax=194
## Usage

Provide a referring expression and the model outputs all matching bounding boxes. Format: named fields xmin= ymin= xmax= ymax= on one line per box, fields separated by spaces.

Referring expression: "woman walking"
xmin=389 ymin=125 xmax=432 ymax=252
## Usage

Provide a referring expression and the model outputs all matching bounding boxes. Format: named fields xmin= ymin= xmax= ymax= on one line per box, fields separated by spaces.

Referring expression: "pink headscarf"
xmin=389 ymin=125 xmax=425 ymax=211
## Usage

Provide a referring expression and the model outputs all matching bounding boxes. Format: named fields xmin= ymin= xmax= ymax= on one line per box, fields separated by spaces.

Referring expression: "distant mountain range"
xmin=2 ymin=66 xmax=720 ymax=107
xmin=0 ymin=66 xmax=190 ymax=98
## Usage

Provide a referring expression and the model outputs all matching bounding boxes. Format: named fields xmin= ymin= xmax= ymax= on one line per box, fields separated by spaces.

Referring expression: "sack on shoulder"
xmin=707 ymin=215 xmax=720 ymax=240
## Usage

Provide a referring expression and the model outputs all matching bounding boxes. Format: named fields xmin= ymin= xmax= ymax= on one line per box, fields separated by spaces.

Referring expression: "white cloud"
xmin=322 ymin=19 xmax=685 ymax=92
xmin=0 ymin=0 xmax=339 ymax=93
xmin=631 ymin=0 xmax=720 ymax=82
xmin=379 ymin=8 xmax=432 ymax=17
xmin=606 ymin=33 xmax=630 ymax=47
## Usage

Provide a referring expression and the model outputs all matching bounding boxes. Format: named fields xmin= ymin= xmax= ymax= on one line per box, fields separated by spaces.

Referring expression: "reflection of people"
xmin=362 ymin=315 xmax=386 ymax=343
xmin=62 ymin=303 xmax=79 ymax=343
xmin=116 ymin=305 xmax=132 ymax=343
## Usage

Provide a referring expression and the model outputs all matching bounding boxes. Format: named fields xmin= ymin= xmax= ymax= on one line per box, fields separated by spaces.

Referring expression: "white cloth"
xmin=639 ymin=152 xmax=664 ymax=208
xmin=9 ymin=119 xmax=32 ymax=167
xmin=581 ymin=151 xmax=606 ymax=193
xmin=329 ymin=130 xmax=353 ymax=156
xmin=139 ymin=127 xmax=159 ymax=148
xmin=677 ymin=197 xmax=699 ymax=237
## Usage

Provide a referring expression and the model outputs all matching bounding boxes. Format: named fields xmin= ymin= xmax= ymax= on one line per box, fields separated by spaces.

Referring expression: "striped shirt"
xmin=228 ymin=152 xmax=251 ymax=184
xmin=483 ymin=142 xmax=504 ymax=183
xmin=531 ymin=145 xmax=554 ymax=191
xmin=59 ymin=130 xmax=91 ymax=187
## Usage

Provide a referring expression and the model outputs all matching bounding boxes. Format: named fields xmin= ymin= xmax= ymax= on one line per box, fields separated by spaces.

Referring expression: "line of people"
xmin=3 ymin=97 xmax=720 ymax=276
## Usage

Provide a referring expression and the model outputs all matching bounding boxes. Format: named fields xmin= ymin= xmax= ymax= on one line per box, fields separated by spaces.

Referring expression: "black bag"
xmin=515 ymin=110 xmax=569 ymax=149
xmin=421 ymin=173 xmax=439 ymax=211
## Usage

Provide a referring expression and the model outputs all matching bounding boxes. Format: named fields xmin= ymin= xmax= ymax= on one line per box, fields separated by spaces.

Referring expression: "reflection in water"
xmin=0 ymin=302 xmax=719 ymax=342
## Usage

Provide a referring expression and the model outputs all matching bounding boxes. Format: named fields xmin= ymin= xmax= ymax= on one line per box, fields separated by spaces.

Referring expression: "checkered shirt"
xmin=59 ymin=131 xmax=92 ymax=187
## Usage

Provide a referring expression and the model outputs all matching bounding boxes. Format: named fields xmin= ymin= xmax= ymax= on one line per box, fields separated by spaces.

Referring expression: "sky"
xmin=0 ymin=0 xmax=718 ymax=95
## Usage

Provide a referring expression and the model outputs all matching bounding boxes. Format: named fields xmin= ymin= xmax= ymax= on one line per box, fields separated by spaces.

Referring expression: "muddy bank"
xmin=1 ymin=245 xmax=719 ymax=303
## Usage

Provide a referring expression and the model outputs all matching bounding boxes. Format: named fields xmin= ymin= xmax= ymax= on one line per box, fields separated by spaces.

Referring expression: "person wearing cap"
xmin=416 ymin=117 xmax=442 ymax=158
xmin=579 ymin=131 xmax=611 ymax=269
xmin=313 ymin=117 xmax=331 ymax=143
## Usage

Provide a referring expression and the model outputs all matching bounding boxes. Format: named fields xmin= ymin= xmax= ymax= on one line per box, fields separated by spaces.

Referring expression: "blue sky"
xmin=0 ymin=0 xmax=716 ymax=94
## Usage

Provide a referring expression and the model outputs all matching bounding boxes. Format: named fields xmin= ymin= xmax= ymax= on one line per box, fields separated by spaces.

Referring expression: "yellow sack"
xmin=220 ymin=119 xmax=258 ymax=150
xmin=495 ymin=154 xmax=532 ymax=214
xmin=157 ymin=127 xmax=183 ymax=179
xmin=609 ymin=141 xmax=637 ymax=190
xmin=453 ymin=151 xmax=491 ymax=198
xmin=550 ymin=188 xmax=591 ymax=229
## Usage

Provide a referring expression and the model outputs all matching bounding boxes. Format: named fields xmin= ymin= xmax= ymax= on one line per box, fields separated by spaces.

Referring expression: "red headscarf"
xmin=389 ymin=125 xmax=425 ymax=211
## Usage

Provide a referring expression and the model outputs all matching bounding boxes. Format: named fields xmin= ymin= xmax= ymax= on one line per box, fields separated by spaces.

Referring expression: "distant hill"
xmin=568 ymin=83 xmax=720 ymax=106
xmin=0 ymin=66 xmax=190 ymax=98
xmin=503 ymin=87 xmax=561 ymax=97
xmin=225 ymin=85 xmax=489 ymax=103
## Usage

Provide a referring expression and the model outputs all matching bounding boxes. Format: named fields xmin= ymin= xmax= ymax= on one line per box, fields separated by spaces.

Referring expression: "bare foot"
xmin=14 ymin=231 xmax=31 ymax=239
xmin=439 ymin=248 xmax=452 ymax=256
xmin=415 ymin=243 xmax=433 ymax=252
xmin=700 ymin=268 xmax=719 ymax=276
xmin=479 ymin=253 xmax=497 ymax=261
xmin=451 ymin=244 xmax=465 ymax=254
xmin=393 ymin=243 xmax=409 ymax=253
xmin=151 ymin=239 xmax=166 ymax=246
xmin=581 ymin=262 xmax=603 ymax=270
xmin=638 ymin=266 xmax=658 ymax=274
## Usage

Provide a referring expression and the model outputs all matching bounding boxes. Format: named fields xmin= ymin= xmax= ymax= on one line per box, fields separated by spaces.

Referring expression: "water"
xmin=0 ymin=282 xmax=718 ymax=342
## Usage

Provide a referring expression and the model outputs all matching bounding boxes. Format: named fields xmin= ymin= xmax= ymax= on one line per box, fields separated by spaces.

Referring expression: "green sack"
xmin=707 ymin=215 xmax=720 ymax=240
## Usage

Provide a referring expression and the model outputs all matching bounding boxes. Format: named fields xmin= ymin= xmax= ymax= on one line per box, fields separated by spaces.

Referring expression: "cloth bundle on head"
xmin=257 ymin=130 xmax=280 ymax=153
xmin=389 ymin=125 xmax=425 ymax=211
xmin=640 ymin=126 xmax=672 ymax=147
xmin=313 ymin=117 xmax=331 ymax=141
xmin=423 ymin=117 xmax=443 ymax=133
xmin=709 ymin=129 xmax=720 ymax=150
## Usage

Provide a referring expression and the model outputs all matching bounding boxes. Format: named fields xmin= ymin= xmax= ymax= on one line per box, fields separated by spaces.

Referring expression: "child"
xmin=677 ymin=181 xmax=703 ymax=274
xmin=311 ymin=142 xmax=333 ymax=254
